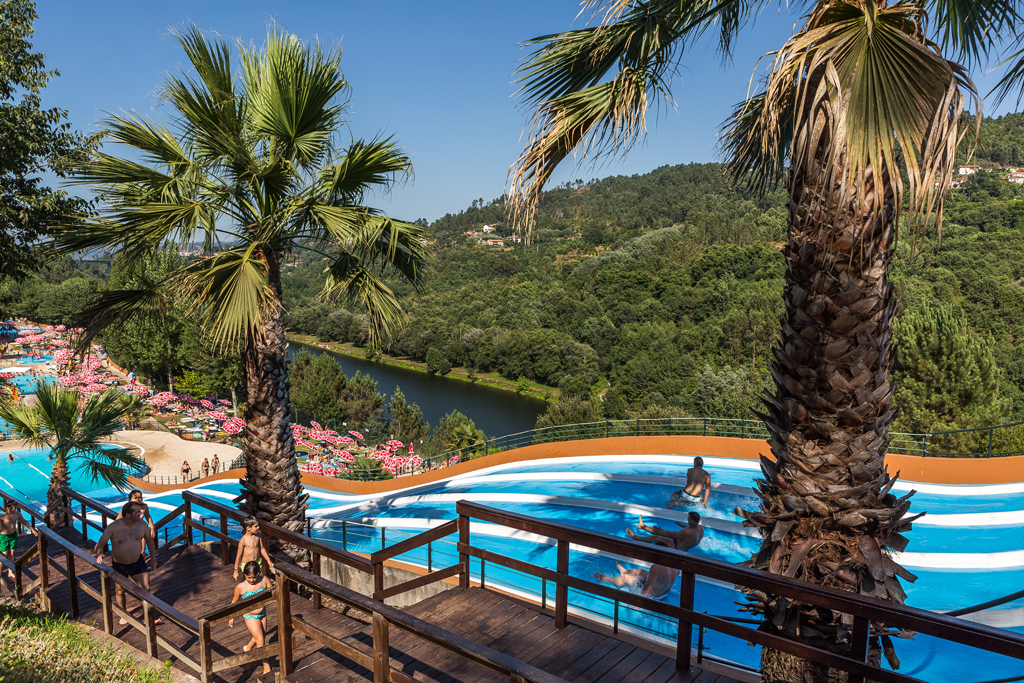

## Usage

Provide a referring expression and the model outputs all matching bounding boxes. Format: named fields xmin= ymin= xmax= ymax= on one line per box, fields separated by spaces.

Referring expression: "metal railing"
xmin=300 ymin=417 xmax=1024 ymax=482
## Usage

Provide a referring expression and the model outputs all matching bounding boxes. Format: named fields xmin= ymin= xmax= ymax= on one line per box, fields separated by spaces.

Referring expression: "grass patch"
xmin=0 ymin=599 xmax=173 ymax=683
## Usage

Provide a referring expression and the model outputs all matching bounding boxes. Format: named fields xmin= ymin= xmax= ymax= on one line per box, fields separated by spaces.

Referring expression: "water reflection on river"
xmin=287 ymin=341 xmax=548 ymax=437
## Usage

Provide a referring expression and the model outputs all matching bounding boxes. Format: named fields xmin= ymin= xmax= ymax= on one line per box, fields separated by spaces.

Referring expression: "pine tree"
xmin=386 ymin=388 xmax=430 ymax=445
xmin=894 ymin=305 xmax=1009 ymax=453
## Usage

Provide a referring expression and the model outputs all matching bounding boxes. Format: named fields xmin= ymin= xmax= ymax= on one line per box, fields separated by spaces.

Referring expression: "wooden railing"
xmin=273 ymin=561 xmax=567 ymax=683
xmin=455 ymin=501 xmax=1024 ymax=683
xmin=17 ymin=489 xmax=1024 ymax=683
xmin=0 ymin=490 xmax=44 ymax=599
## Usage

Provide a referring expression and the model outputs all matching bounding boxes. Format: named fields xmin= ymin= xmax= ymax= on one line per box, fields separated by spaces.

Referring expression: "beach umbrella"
xmin=310 ymin=420 xmax=322 ymax=430
xmin=200 ymin=399 xmax=214 ymax=409
xmin=207 ymin=411 xmax=228 ymax=421
xmin=339 ymin=435 xmax=354 ymax=444
xmin=387 ymin=439 xmax=403 ymax=448
xmin=348 ymin=430 xmax=364 ymax=440
xmin=408 ymin=444 xmax=415 ymax=454
xmin=149 ymin=398 xmax=167 ymax=406
xmin=218 ymin=399 xmax=231 ymax=406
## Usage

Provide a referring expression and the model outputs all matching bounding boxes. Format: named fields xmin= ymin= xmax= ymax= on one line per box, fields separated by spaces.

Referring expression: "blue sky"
xmin=34 ymin=1 xmax=1019 ymax=223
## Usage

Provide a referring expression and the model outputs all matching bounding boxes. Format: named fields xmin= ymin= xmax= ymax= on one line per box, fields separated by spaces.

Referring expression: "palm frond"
xmin=70 ymin=278 xmax=177 ymax=352
xmin=313 ymin=137 xmax=413 ymax=205
xmin=725 ymin=2 xmax=978 ymax=241
xmin=321 ymin=255 xmax=407 ymax=347
xmin=929 ymin=0 xmax=1017 ymax=65
xmin=509 ymin=0 xmax=739 ymax=241
xmin=990 ymin=40 xmax=1024 ymax=107
xmin=180 ymin=247 xmax=273 ymax=348
xmin=241 ymin=28 xmax=348 ymax=168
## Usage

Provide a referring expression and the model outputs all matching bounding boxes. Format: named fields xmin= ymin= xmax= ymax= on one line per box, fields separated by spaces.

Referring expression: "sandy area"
xmin=107 ymin=430 xmax=242 ymax=479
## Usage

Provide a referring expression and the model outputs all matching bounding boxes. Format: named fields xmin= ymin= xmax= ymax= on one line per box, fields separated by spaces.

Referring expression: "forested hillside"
xmin=283 ymin=156 xmax=1024 ymax=435
xmin=5 ymin=118 xmax=1023 ymax=439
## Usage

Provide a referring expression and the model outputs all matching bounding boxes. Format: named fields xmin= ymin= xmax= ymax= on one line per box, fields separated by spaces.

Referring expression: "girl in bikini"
xmin=228 ymin=561 xmax=273 ymax=674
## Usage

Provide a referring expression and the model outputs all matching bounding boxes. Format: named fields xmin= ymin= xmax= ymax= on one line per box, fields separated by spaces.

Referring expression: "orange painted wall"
xmin=129 ymin=434 xmax=1024 ymax=494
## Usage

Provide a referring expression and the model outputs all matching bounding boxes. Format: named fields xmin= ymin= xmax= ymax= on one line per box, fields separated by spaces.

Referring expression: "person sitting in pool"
xmin=594 ymin=539 xmax=680 ymax=599
xmin=667 ymin=457 xmax=712 ymax=509
xmin=6 ymin=453 xmax=12 ymax=462
xmin=626 ymin=512 xmax=705 ymax=552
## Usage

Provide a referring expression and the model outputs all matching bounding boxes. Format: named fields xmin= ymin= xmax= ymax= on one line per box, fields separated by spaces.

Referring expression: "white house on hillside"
xmin=957 ymin=164 xmax=981 ymax=175
xmin=482 ymin=225 xmax=497 ymax=233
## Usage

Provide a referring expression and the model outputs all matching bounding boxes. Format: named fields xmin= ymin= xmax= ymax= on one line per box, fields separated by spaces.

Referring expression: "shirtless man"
xmin=0 ymin=499 xmax=36 ymax=581
xmin=594 ymin=538 xmax=680 ymax=599
xmin=626 ymin=512 xmax=704 ymax=552
xmin=93 ymin=501 xmax=159 ymax=625
xmin=115 ymin=490 xmax=157 ymax=543
xmin=232 ymin=517 xmax=274 ymax=581
xmin=667 ymin=456 xmax=712 ymax=508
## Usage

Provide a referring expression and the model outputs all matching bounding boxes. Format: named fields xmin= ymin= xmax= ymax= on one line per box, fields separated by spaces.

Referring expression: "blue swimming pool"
xmin=31 ymin=453 xmax=1024 ymax=681
xmin=0 ymin=444 xmax=140 ymax=508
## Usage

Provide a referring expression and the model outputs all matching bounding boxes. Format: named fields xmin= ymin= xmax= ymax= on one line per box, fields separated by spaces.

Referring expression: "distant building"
xmin=485 ymin=239 xmax=505 ymax=247
xmin=505 ymin=235 xmax=522 ymax=243
xmin=1008 ymin=171 xmax=1024 ymax=185
xmin=482 ymin=225 xmax=497 ymax=233
xmin=957 ymin=164 xmax=981 ymax=175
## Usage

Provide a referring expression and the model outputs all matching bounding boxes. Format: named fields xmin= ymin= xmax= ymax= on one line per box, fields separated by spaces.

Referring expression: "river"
xmin=287 ymin=341 xmax=548 ymax=437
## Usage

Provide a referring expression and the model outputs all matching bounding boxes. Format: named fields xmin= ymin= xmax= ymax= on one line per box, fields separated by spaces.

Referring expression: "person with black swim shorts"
xmin=93 ymin=501 xmax=159 ymax=626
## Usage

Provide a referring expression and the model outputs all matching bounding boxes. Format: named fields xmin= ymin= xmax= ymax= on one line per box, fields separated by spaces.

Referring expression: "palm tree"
xmin=54 ymin=26 xmax=428 ymax=547
xmin=117 ymin=393 xmax=149 ymax=430
xmin=0 ymin=383 xmax=141 ymax=527
xmin=510 ymin=2 xmax=1016 ymax=680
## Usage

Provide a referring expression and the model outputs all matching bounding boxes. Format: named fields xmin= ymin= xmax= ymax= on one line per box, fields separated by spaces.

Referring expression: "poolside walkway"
xmin=7 ymin=527 xmax=747 ymax=683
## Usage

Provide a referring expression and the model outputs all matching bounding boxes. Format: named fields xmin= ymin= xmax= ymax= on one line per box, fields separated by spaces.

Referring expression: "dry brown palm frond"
xmin=724 ymin=0 xmax=980 ymax=244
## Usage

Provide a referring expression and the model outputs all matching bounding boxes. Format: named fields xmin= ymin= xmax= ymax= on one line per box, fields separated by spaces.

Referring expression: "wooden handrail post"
xmin=80 ymin=499 xmax=87 ymax=538
xmin=37 ymin=532 xmax=48 ymax=610
xmin=100 ymin=572 xmax=114 ymax=635
xmin=555 ymin=539 xmax=568 ymax=629
xmin=143 ymin=602 xmax=158 ymax=658
xmin=183 ymin=501 xmax=193 ymax=547
xmin=676 ymin=570 xmax=695 ymax=671
xmin=198 ymin=618 xmax=212 ymax=683
xmin=219 ymin=514 xmax=229 ymax=565
xmin=65 ymin=548 xmax=78 ymax=619
xmin=277 ymin=572 xmax=294 ymax=676
xmin=848 ymin=615 xmax=871 ymax=683
xmin=459 ymin=514 xmax=470 ymax=589
xmin=372 ymin=611 xmax=390 ymax=683
xmin=312 ymin=552 xmax=322 ymax=610
xmin=373 ymin=560 xmax=385 ymax=602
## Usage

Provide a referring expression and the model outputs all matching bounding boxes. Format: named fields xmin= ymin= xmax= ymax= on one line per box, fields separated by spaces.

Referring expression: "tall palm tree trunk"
xmin=46 ymin=454 xmax=71 ymax=528
xmin=740 ymin=131 xmax=916 ymax=682
xmin=239 ymin=249 xmax=309 ymax=562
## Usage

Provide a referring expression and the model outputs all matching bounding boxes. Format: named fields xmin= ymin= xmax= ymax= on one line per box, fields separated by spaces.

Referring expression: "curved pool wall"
xmin=29 ymin=439 xmax=1024 ymax=681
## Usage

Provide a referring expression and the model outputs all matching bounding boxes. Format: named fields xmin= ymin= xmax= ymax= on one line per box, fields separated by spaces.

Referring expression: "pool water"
xmin=22 ymin=453 xmax=1024 ymax=681
xmin=4 ymin=373 xmax=56 ymax=395
xmin=0 ymin=445 xmax=139 ymax=509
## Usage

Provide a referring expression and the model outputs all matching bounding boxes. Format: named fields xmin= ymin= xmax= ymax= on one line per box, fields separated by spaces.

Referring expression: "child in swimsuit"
xmin=228 ymin=561 xmax=272 ymax=675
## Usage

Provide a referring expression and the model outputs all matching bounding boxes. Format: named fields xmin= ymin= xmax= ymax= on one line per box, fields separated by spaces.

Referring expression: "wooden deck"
xmin=6 ymin=528 xmax=745 ymax=683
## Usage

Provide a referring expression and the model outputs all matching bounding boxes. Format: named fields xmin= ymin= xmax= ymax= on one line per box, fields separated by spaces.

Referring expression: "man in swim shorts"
xmin=627 ymin=511 xmax=705 ymax=552
xmin=667 ymin=456 xmax=712 ymax=508
xmin=594 ymin=539 xmax=680 ymax=599
xmin=93 ymin=501 xmax=159 ymax=625
xmin=0 ymin=499 xmax=36 ymax=581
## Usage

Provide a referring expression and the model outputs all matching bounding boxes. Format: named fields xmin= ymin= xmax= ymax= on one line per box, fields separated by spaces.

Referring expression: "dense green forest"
xmin=6 ymin=115 xmax=1024 ymax=442
xmin=283 ymin=154 xmax=1024 ymax=437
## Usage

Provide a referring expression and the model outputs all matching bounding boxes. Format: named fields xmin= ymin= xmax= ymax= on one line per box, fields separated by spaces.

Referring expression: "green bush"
xmin=0 ymin=600 xmax=173 ymax=682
